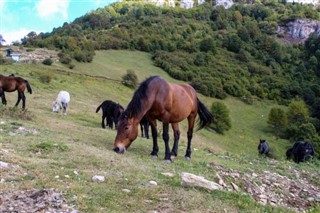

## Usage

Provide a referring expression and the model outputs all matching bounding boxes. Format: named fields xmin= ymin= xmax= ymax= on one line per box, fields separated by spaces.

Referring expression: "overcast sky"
xmin=0 ymin=0 xmax=118 ymax=45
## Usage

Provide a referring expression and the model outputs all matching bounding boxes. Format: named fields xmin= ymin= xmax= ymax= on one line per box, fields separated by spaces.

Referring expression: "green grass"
xmin=0 ymin=49 xmax=319 ymax=212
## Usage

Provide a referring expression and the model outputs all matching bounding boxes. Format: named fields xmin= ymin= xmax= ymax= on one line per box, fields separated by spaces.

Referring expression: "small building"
xmin=11 ymin=53 xmax=20 ymax=62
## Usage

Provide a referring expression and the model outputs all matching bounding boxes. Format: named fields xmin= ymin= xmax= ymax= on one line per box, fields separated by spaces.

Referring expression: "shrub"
xmin=122 ymin=69 xmax=138 ymax=89
xmin=268 ymin=107 xmax=287 ymax=137
xmin=58 ymin=52 xmax=72 ymax=64
xmin=38 ymin=73 xmax=53 ymax=83
xmin=285 ymin=122 xmax=317 ymax=142
xmin=42 ymin=58 xmax=53 ymax=65
xmin=210 ymin=102 xmax=231 ymax=134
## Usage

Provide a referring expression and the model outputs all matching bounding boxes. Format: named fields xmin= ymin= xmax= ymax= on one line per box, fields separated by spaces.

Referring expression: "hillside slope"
xmin=0 ymin=50 xmax=319 ymax=212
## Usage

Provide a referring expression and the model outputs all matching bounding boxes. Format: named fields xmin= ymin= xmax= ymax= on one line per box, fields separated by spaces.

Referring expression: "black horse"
xmin=96 ymin=100 xmax=124 ymax=129
xmin=286 ymin=141 xmax=315 ymax=163
xmin=140 ymin=115 xmax=150 ymax=139
xmin=258 ymin=139 xmax=270 ymax=156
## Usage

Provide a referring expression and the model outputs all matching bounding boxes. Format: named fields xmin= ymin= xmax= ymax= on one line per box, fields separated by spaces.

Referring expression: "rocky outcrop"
xmin=216 ymin=0 xmax=234 ymax=9
xmin=286 ymin=0 xmax=319 ymax=6
xmin=277 ymin=19 xmax=320 ymax=44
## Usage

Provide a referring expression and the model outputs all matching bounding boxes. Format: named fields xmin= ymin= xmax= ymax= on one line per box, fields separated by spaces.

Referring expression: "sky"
xmin=0 ymin=0 xmax=119 ymax=45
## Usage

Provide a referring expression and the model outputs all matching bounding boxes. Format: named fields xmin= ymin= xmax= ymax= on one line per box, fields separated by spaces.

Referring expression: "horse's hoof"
xmin=164 ymin=159 xmax=172 ymax=164
xmin=185 ymin=156 xmax=191 ymax=160
xmin=150 ymin=154 xmax=158 ymax=158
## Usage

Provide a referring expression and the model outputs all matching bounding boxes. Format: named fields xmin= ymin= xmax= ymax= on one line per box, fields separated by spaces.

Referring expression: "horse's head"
xmin=52 ymin=101 xmax=59 ymax=112
xmin=113 ymin=112 xmax=139 ymax=154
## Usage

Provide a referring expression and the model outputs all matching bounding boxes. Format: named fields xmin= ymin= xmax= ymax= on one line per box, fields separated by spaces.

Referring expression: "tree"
xmin=0 ymin=34 xmax=5 ymax=46
xmin=286 ymin=99 xmax=309 ymax=124
xmin=210 ymin=102 xmax=231 ymax=134
xmin=268 ymin=107 xmax=287 ymax=137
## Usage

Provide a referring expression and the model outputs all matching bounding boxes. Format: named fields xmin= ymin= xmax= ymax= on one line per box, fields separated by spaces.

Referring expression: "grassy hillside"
xmin=0 ymin=50 xmax=319 ymax=212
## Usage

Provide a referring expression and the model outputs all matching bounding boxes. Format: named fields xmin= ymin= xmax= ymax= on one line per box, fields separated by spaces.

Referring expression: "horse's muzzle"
xmin=113 ymin=147 xmax=125 ymax=154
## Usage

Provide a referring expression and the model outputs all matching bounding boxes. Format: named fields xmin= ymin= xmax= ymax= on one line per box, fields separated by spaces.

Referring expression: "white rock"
xmin=122 ymin=189 xmax=131 ymax=193
xmin=92 ymin=175 xmax=105 ymax=182
xmin=161 ymin=172 xmax=175 ymax=177
xmin=0 ymin=161 xmax=9 ymax=169
xmin=181 ymin=172 xmax=223 ymax=191
xmin=149 ymin=181 xmax=158 ymax=186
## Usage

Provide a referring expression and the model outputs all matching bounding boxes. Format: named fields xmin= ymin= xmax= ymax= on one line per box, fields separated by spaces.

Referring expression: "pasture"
xmin=0 ymin=50 xmax=319 ymax=212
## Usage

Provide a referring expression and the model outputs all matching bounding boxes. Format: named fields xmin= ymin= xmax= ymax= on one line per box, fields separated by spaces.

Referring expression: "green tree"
xmin=286 ymin=99 xmax=309 ymax=124
xmin=268 ymin=107 xmax=287 ymax=137
xmin=210 ymin=102 xmax=231 ymax=134
xmin=0 ymin=34 xmax=5 ymax=46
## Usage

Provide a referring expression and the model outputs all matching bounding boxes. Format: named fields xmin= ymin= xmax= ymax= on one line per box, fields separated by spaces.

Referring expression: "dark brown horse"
xmin=0 ymin=75 xmax=32 ymax=109
xmin=113 ymin=76 xmax=214 ymax=161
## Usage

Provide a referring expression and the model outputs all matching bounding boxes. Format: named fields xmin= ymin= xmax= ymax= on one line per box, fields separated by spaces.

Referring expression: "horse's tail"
xmin=96 ymin=103 xmax=103 ymax=113
xmin=196 ymin=98 xmax=214 ymax=130
xmin=25 ymin=80 xmax=32 ymax=94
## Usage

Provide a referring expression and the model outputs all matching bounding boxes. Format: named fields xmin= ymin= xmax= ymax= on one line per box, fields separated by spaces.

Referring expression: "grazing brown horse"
xmin=113 ymin=76 xmax=214 ymax=161
xmin=0 ymin=75 xmax=32 ymax=109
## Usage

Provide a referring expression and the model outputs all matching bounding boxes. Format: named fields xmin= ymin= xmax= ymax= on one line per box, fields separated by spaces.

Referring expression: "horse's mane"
xmin=124 ymin=76 xmax=159 ymax=118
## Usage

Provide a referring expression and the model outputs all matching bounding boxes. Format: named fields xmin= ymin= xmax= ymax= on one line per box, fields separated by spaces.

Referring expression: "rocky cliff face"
xmin=277 ymin=19 xmax=320 ymax=44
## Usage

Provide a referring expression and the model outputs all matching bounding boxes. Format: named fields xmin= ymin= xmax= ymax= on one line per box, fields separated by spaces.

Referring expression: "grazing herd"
xmin=0 ymin=74 xmax=317 ymax=163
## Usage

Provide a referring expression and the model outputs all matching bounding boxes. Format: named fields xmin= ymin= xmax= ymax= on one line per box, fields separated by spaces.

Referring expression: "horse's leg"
xmin=145 ymin=122 xmax=149 ymax=139
xmin=108 ymin=117 xmax=114 ymax=129
xmin=0 ymin=90 xmax=7 ymax=105
xmin=149 ymin=119 xmax=158 ymax=157
xmin=107 ymin=115 xmax=112 ymax=129
xmin=62 ymin=103 xmax=67 ymax=115
xmin=21 ymin=93 xmax=26 ymax=109
xmin=170 ymin=123 xmax=180 ymax=157
xmin=15 ymin=91 xmax=22 ymax=108
xmin=185 ymin=116 xmax=196 ymax=160
xmin=101 ymin=111 xmax=106 ymax=128
xmin=140 ymin=123 xmax=144 ymax=137
xmin=162 ymin=122 xmax=171 ymax=162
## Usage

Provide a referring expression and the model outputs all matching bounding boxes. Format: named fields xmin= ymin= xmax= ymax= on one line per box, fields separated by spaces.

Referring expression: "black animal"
xmin=286 ymin=141 xmax=315 ymax=163
xmin=140 ymin=115 xmax=150 ymax=139
xmin=96 ymin=100 xmax=124 ymax=129
xmin=258 ymin=139 xmax=270 ymax=156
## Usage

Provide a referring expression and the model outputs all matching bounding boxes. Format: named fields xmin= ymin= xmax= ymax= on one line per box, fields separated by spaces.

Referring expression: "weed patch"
xmin=0 ymin=106 xmax=33 ymax=120
xmin=29 ymin=141 xmax=69 ymax=154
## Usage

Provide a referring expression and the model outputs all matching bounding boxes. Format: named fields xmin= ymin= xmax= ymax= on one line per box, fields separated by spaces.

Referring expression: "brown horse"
xmin=0 ymin=75 xmax=32 ymax=109
xmin=113 ymin=76 xmax=214 ymax=161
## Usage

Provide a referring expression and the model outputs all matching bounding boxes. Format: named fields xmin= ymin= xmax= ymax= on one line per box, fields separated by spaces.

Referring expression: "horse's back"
xmin=57 ymin=91 xmax=70 ymax=103
xmin=149 ymin=79 xmax=197 ymax=123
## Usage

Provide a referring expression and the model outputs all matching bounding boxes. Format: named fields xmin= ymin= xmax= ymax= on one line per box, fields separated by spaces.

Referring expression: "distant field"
xmin=0 ymin=50 xmax=318 ymax=212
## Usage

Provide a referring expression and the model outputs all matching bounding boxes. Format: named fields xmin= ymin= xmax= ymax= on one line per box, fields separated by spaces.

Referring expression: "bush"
xmin=286 ymin=99 xmax=309 ymax=124
xmin=209 ymin=102 xmax=231 ymax=134
xmin=268 ymin=107 xmax=287 ymax=137
xmin=42 ymin=58 xmax=53 ymax=65
xmin=285 ymin=122 xmax=317 ymax=142
xmin=58 ymin=52 xmax=72 ymax=64
xmin=38 ymin=73 xmax=53 ymax=83
xmin=122 ymin=69 xmax=138 ymax=89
